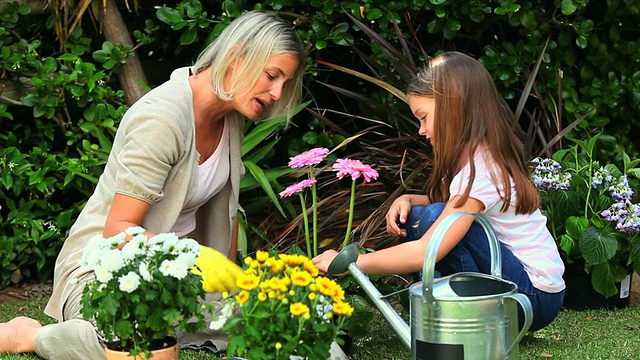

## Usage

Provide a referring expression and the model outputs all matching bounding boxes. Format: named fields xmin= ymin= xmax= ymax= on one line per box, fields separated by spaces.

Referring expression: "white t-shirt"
xmin=449 ymin=150 xmax=565 ymax=293
xmin=171 ymin=119 xmax=230 ymax=237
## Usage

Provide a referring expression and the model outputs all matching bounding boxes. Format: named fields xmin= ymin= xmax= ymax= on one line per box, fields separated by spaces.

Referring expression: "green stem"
xmin=342 ymin=180 xmax=356 ymax=250
xmin=312 ymin=178 xmax=319 ymax=257
xmin=299 ymin=192 xmax=311 ymax=258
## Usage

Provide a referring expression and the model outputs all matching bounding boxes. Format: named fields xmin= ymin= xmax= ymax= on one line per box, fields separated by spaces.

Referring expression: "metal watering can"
xmin=327 ymin=211 xmax=533 ymax=360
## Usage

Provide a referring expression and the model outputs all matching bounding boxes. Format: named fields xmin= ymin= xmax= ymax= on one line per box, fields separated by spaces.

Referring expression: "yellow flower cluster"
xmin=233 ymin=251 xmax=354 ymax=318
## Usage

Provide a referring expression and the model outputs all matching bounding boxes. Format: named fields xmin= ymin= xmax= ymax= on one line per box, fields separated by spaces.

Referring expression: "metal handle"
xmin=504 ymin=293 xmax=533 ymax=358
xmin=421 ymin=211 xmax=502 ymax=298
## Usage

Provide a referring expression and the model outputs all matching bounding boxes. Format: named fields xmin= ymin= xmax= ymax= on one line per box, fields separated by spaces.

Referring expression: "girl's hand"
xmin=385 ymin=195 xmax=413 ymax=237
xmin=312 ymin=250 xmax=339 ymax=276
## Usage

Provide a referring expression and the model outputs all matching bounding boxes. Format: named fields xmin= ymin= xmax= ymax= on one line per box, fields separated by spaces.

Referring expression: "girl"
xmin=313 ymin=51 xmax=565 ymax=331
xmin=0 ymin=10 xmax=305 ymax=359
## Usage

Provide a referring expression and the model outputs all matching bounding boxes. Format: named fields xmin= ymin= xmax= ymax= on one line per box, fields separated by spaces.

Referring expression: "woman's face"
xmin=408 ymin=94 xmax=436 ymax=144
xmin=229 ymin=53 xmax=300 ymax=119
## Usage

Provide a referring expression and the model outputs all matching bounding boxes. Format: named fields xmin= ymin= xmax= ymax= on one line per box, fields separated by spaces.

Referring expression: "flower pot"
xmin=105 ymin=337 xmax=178 ymax=360
xmin=562 ymin=262 xmax=633 ymax=310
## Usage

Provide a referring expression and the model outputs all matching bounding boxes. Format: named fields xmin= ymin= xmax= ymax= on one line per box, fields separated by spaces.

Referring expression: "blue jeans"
xmin=401 ymin=203 xmax=564 ymax=331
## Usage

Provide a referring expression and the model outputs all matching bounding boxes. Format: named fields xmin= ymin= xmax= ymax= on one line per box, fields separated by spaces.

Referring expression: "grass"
xmin=1 ymin=295 xmax=639 ymax=359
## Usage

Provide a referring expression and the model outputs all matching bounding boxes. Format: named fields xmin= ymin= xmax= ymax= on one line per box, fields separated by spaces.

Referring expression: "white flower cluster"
xmin=81 ymin=227 xmax=200 ymax=293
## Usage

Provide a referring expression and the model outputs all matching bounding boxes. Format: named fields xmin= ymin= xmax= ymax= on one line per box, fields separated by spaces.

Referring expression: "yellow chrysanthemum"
xmin=243 ymin=256 xmax=252 ymax=265
xmin=302 ymin=260 xmax=319 ymax=277
xmin=289 ymin=290 xmax=295 ymax=297
xmin=308 ymin=292 xmax=316 ymax=301
xmin=256 ymin=250 xmax=269 ymax=262
xmin=309 ymin=284 xmax=317 ymax=292
xmin=280 ymin=254 xmax=305 ymax=267
xmin=326 ymin=312 xmax=333 ymax=319
xmin=275 ymin=342 xmax=282 ymax=350
xmin=282 ymin=298 xmax=289 ymax=305
xmin=235 ymin=290 xmax=250 ymax=305
xmin=269 ymin=291 xmax=277 ymax=299
xmin=315 ymin=277 xmax=339 ymax=298
xmin=236 ymin=274 xmax=260 ymax=291
xmin=258 ymin=292 xmax=267 ymax=301
xmin=290 ymin=269 xmax=312 ymax=287
xmin=270 ymin=259 xmax=285 ymax=274
xmin=290 ymin=302 xmax=310 ymax=317
xmin=303 ymin=312 xmax=311 ymax=320
xmin=222 ymin=291 xmax=229 ymax=299
xmin=332 ymin=301 xmax=354 ymax=316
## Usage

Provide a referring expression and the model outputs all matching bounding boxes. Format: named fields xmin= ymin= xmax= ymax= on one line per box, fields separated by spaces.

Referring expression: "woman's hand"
xmin=312 ymin=250 xmax=339 ymax=276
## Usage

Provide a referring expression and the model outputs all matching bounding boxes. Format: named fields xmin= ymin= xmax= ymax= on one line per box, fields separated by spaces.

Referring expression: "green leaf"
xmin=179 ymin=27 xmax=197 ymax=45
xmin=561 ymin=0 xmax=578 ymax=15
xmin=580 ymin=226 xmax=617 ymax=265
xmin=590 ymin=262 xmax=627 ymax=298
xmin=243 ymin=160 xmax=286 ymax=217
xmin=156 ymin=7 xmax=182 ymax=25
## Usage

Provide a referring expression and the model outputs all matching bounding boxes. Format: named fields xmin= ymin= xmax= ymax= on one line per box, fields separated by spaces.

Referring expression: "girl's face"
xmin=229 ymin=53 xmax=299 ymax=119
xmin=408 ymin=94 xmax=436 ymax=144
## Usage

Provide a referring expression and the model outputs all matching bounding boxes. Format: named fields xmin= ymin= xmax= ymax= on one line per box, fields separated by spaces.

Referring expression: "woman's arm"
xmin=103 ymin=193 xmax=152 ymax=238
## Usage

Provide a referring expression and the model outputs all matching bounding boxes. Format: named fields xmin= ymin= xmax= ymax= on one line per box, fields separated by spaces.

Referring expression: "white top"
xmin=449 ymin=150 xmax=566 ymax=293
xmin=172 ymin=119 xmax=230 ymax=236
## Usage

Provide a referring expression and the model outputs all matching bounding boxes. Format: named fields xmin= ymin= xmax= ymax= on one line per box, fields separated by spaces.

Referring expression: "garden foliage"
xmin=0 ymin=0 xmax=639 ymax=290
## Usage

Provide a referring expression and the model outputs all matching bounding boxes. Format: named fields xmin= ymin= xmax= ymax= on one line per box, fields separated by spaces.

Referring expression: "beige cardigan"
xmin=45 ymin=67 xmax=245 ymax=321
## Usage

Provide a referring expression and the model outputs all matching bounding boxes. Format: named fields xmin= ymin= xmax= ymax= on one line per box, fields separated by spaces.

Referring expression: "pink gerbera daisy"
xmin=332 ymin=158 xmax=379 ymax=183
xmin=279 ymin=178 xmax=317 ymax=198
xmin=288 ymin=147 xmax=330 ymax=168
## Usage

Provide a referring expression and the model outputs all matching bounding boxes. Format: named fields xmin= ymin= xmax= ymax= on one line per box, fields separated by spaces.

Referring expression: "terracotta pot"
xmin=105 ymin=337 xmax=178 ymax=360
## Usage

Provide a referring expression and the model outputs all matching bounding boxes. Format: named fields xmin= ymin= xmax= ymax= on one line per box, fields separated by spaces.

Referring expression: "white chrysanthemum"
xmin=94 ymin=266 xmax=114 ymax=283
xmin=209 ymin=303 xmax=234 ymax=330
xmin=159 ymin=259 xmax=188 ymax=280
xmin=124 ymin=226 xmax=146 ymax=236
xmin=118 ymin=272 xmax=141 ymax=293
xmin=82 ymin=248 xmax=103 ymax=268
xmin=176 ymin=238 xmax=200 ymax=255
xmin=120 ymin=235 xmax=146 ymax=261
xmin=101 ymin=249 xmax=125 ymax=272
xmin=82 ymin=235 xmax=105 ymax=266
xmin=149 ymin=232 xmax=178 ymax=246
xmin=106 ymin=232 xmax=126 ymax=248
xmin=176 ymin=252 xmax=197 ymax=269
xmin=161 ymin=235 xmax=180 ymax=254
xmin=139 ymin=261 xmax=152 ymax=282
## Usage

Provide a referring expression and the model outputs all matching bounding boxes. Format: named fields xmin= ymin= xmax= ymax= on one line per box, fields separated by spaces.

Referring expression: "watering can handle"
xmin=421 ymin=212 xmax=502 ymax=297
xmin=504 ymin=293 xmax=533 ymax=357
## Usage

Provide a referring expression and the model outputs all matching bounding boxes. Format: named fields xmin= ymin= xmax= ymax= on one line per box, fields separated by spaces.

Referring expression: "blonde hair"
xmin=407 ymin=52 xmax=539 ymax=214
xmin=193 ymin=10 xmax=305 ymax=121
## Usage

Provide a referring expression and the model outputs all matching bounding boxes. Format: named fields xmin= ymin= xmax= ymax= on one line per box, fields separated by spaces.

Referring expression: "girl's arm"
xmin=386 ymin=194 xmax=431 ymax=237
xmin=313 ymin=195 xmax=483 ymax=276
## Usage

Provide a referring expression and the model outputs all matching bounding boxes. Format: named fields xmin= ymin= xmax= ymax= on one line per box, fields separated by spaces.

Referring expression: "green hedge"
xmin=1 ymin=0 xmax=638 ymax=286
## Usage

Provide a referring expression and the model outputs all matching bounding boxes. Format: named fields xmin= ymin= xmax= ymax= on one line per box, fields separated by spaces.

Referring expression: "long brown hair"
xmin=406 ymin=51 xmax=539 ymax=214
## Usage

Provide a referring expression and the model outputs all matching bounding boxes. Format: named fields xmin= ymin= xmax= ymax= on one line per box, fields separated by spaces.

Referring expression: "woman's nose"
xmin=269 ymin=85 xmax=284 ymax=101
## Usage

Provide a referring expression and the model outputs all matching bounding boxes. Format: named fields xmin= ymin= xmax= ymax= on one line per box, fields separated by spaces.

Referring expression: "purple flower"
xmin=288 ymin=147 xmax=329 ymax=168
xmin=607 ymin=176 xmax=633 ymax=202
xmin=332 ymin=158 xmax=379 ymax=183
xmin=279 ymin=178 xmax=317 ymax=198
xmin=592 ymin=166 xmax=613 ymax=189
xmin=530 ymin=157 xmax=572 ymax=191
xmin=601 ymin=200 xmax=640 ymax=234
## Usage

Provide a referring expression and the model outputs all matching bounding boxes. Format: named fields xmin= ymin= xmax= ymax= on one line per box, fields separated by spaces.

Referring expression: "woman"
xmin=313 ymin=51 xmax=565 ymax=332
xmin=0 ymin=10 xmax=305 ymax=359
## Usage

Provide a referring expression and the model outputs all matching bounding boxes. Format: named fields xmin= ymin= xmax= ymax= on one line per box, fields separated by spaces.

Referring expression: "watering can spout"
xmin=328 ymin=243 xmax=411 ymax=350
